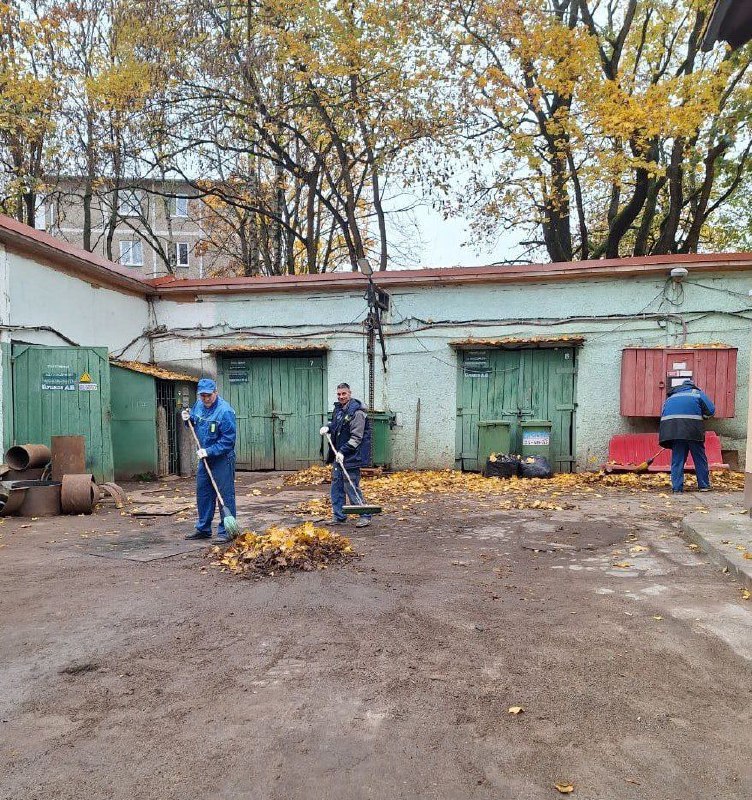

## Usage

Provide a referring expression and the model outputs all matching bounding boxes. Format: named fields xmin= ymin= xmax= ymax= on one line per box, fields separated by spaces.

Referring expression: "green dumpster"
xmin=520 ymin=420 xmax=553 ymax=464
xmin=369 ymin=411 xmax=395 ymax=468
xmin=477 ymin=420 xmax=512 ymax=469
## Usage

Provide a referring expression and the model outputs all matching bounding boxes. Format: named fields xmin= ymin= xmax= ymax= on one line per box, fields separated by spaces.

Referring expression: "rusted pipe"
xmin=16 ymin=481 xmax=62 ymax=517
xmin=51 ymin=436 xmax=86 ymax=481
xmin=61 ymin=474 xmax=97 ymax=514
xmin=5 ymin=444 xmax=52 ymax=471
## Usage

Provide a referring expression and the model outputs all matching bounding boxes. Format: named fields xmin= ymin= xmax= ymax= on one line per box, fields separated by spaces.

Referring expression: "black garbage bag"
xmin=484 ymin=454 xmax=520 ymax=478
xmin=519 ymin=455 xmax=554 ymax=479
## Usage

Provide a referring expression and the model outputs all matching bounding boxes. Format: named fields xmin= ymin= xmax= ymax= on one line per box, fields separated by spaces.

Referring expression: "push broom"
xmin=187 ymin=419 xmax=239 ymax=538
xmin=324 ymin=432 xmax=382 ymax=516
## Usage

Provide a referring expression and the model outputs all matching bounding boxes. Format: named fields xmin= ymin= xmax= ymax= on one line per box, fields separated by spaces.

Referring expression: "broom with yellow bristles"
xmin=635 ymin=447 xmax=666 ymax=474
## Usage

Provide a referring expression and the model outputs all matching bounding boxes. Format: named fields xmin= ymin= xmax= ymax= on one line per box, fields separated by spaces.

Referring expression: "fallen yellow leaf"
xmin=508 ymin=706 xmax=524 ymax=715
xmin=742 ymin=589 xmax=751 ymax=601
xmin=653 ymin=615 xmax=663 ymax=620
xmin=612 ymin=562 xmax=633 ymax=569
xmin=555 ymin=783 xmax=574 ymax=794
xmin=630 ymin=545 xmax=648 ymax=553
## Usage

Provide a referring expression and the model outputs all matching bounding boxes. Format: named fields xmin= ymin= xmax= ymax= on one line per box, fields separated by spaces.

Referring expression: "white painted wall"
xmin=2 ymin=243 xmax=750 ymax=471
xmin=150 ymin=271 xmax=752 ymax=470
xmin=6 ymin=249 xmax=149 ymax=353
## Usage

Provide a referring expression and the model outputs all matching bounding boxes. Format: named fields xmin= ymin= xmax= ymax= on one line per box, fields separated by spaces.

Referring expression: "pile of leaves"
xmin=211 ymin=521 xmax=355 ymax=576
xmin=283 ymin=465 xmax=331 ymax=486
xmin=289 ymin=468 xmax=745 ymax=517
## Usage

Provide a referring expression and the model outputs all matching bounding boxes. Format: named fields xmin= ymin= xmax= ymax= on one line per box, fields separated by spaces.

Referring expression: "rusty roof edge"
xmin=450 ymin=336 xmax=586 ymax=348
xmin=0 ymin=214 xmax=155 ymax=297
xmin=150 ymin=253 xmax=752 ymax=297
xmin=203 ymin=343 xmax=330 ymax=353
xmin=110 ymin=358 xmax=199 ymax=382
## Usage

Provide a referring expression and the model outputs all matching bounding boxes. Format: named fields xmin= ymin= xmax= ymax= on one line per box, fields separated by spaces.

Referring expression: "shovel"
xmin=324 ymin=432 xmax=382 ymax=516
xmin=186 ymin=418 xmax=239 ymax=538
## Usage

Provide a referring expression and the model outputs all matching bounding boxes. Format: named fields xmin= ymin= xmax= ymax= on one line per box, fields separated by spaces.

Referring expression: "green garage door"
xmin=219 ymin=353 xmax=326 ymax=470
xmin=456 ymin=347 xmax=577 ymax=472
xmin=11 ymin=344 xmax=114 ymax=481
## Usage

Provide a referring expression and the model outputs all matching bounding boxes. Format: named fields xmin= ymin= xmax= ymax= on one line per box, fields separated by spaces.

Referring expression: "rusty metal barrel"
xmin=51 ymin=436 xmax=86 ymax=481
xmin=5 ymin=444 xmax=52 ymax=471
xmin=12 ymin=481 xmax=62 ymax=517
xmin=61 ymin=473 xmax=97 ymax=514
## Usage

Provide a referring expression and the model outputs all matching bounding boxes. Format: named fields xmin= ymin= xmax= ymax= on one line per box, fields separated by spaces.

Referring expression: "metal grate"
xmin=156 ymin=379 xmax=180 ymax=475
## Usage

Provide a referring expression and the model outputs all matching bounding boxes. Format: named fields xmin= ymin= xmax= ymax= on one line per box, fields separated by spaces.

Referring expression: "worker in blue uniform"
xmin=320 ymin=382 xmax=372 ymax=527
xmin=182 ymin=378 xmax=238 ymax=542
xmin=659 ymin=379 xmax=715 ymax=493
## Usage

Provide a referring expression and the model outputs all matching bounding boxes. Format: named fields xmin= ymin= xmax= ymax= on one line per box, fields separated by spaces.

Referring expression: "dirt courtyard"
xmin=1 ymin=471 xmax=751 ymax=800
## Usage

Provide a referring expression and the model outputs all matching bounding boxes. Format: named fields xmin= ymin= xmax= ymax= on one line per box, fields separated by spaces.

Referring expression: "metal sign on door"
xmin=42 ymin=365 xmax=76 ymax=391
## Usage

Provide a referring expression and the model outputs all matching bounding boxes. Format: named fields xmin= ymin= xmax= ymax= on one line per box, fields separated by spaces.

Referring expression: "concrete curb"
xmin=681 ymin=510 xmax=752 ymax=592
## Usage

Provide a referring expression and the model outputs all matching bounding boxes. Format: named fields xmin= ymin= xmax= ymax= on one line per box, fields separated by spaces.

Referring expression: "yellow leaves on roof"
xmin=451 ymin=335 xmax=584 ymax=348
xmin=110 ymin=359 xmax=198 ymax=382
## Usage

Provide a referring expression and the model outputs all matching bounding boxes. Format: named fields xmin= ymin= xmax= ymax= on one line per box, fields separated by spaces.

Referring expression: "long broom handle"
xmin=186 ymin=417 xmax=228 ymax=508
xmin=325 ymin=432 xmax=365 ymax=504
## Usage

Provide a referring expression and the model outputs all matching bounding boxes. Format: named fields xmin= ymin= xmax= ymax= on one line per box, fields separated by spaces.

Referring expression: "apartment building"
xmin=34 ymin=177 xmax=233 ymax=279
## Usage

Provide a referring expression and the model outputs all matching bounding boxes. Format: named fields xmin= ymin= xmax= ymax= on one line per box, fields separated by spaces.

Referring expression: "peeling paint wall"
xmin=149 ymin=271 xmax=752 ymax=470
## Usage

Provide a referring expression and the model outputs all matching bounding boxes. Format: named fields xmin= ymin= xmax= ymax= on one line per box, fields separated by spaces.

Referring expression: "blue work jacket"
xmin=659 ymin=382 xmax=715 ymax=446
xmin=189 ymin=396 xmax=237 ymax=460
xmin=324 ymin=398 xmax=372 ymax=468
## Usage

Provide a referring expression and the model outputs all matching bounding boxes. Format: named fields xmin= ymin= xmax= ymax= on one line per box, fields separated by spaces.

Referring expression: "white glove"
xmin=319 ymin=426 xmax=329 ymax=436
xmin=196 ymin=448 xmax=208 ymax=460
xmin=181 ymin=409 xmax=191 ymax=422
xmin=335 ymin=451 xmax=344 ymax=465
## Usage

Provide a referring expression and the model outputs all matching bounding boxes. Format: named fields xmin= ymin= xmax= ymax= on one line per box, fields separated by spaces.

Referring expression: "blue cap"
xmin=197 ymin=378 xmax=217 ymax=394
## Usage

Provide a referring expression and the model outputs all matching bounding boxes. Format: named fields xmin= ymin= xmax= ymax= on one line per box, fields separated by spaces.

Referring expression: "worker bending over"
xmin=659 ymin=379 xmax=715 ymax=493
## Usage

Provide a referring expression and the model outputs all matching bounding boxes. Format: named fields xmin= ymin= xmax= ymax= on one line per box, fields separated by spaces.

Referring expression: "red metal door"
xmin=620 ymin=347 xmax=737 ymax=418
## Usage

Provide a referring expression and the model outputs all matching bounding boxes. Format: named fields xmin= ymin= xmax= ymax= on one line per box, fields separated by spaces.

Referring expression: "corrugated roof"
xmin=110 ymin=359 xmax=198 ymax=382
xmin=450 ymin=335 xmax=586 ymax=348
xmin=204 ymin=343 xmax=330 ymax=354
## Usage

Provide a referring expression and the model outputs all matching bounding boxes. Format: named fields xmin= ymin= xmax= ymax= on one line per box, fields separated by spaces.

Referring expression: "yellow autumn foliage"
xmin=212 ymin=521 xmax=355 ymax=576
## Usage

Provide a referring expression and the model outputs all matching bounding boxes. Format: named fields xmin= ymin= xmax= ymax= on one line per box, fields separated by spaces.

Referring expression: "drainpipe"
xmin=745 ymin=337 xmax=752 ymax=513
xmin=0 ymin=243 xmax=9 ymax=451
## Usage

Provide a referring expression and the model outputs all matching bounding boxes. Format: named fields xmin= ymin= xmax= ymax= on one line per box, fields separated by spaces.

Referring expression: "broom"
xmin=187 ymin=419 xmax=239 ymax=538
xmin=635 ymin=447 xmax=666 ymax=474
xmin=324 ymin=432 xmax=382 ymax=515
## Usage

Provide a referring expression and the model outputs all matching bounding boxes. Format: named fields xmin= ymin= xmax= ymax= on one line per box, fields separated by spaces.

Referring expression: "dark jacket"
xmin=189 ymin=396 xmax=237 ymax=461
xmin=325 ymin=398 xmax=372 ymax=468
xmin=659 ymin=382 xmax=715 ymax=446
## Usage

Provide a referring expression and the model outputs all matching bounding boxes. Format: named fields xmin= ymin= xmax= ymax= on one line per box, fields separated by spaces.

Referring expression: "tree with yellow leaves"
xmin=0 ymin=0 xmax=62 ymax=224
xmin=432 ymin=0 xmax=752 ymax=262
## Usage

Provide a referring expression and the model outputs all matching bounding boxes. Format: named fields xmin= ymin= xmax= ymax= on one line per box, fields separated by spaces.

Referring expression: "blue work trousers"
xmin=670 ymin=440 xmax=710 ymax=492
xmin=331 ymin=464 xmax=370 ymax=522
xmin=196 ymin=453 xmax=236 ymax=535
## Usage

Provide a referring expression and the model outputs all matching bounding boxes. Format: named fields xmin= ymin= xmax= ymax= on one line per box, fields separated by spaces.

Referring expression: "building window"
xmin=118 ymin=188 xmax=145 ymax=217
xmin=169 ymin=241 xmax=190 ymax=269
xmin=120 ymin=239 xmax=144 ymax=267
xmin=172 ymin=196 xmax=189 ymax=217
xmin=34 ymin=202 xmax=54 ymax=231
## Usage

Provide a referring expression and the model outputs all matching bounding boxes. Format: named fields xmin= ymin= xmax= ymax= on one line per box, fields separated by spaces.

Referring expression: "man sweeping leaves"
xmin=182 ymin=378 xmax=238 ymax=543
xmin=320 ymin=383 xmax=373 ymax=527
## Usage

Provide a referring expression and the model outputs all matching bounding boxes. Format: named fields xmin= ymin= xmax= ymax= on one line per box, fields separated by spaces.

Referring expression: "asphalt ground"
xmin=1 ymin=473 xmax=750 ymax=800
